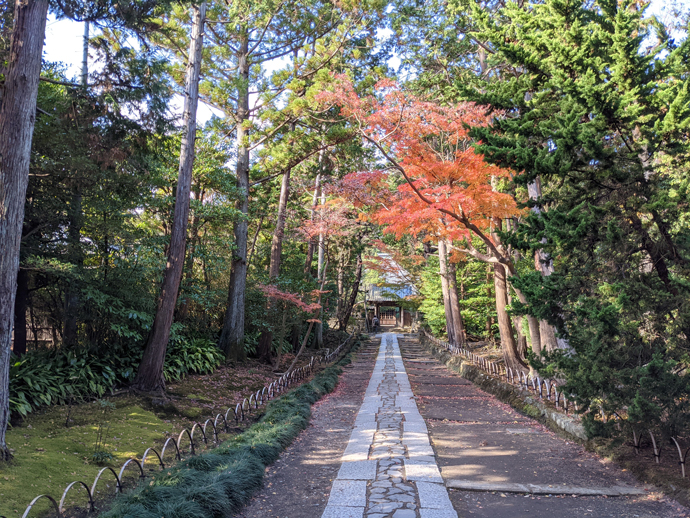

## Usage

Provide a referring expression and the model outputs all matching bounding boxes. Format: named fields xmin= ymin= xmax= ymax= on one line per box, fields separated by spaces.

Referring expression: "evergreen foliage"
xmin=468 ymin=0 xmax=690 ymax=437
xmin=3 ymin=0 xmax=690 ymax=467
xmin=419 ymin=255 xmax=496 ymax=341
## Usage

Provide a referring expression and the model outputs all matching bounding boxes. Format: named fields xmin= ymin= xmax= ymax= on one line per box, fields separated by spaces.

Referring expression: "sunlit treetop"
xmin=318 ymin=75 xmax=521 ymax=244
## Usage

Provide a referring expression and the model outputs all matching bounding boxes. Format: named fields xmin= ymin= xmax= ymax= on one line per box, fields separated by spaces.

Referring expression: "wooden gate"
xmin=380 ymin=308 xmax=397 ymax=326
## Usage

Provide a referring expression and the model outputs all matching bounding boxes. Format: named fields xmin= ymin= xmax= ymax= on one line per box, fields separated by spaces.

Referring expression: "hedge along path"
xmin=98 ymin=337 xmax=361 ymax=518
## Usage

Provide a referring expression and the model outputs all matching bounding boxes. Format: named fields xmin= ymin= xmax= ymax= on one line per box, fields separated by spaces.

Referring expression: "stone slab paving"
xmin=237 ymin=334 xmax=688 ymax=517
xmin=235 ymin=338 xmax=381 ymax=518
xmin=321 ymin=333 xmax=458 ymax=518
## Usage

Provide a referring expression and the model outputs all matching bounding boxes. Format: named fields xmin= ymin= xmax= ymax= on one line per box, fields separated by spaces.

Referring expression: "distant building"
xmin=364 ymin=254 xmax=418 ymax=329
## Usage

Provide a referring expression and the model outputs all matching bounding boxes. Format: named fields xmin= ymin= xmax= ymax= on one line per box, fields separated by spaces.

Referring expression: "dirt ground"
xmin=235 ymin=337 xmax=382 ymax=518
xmin=233 ymin=333 xmax=690 ymax=518
xmin=398 ymin=336 xmax=689 ymax=518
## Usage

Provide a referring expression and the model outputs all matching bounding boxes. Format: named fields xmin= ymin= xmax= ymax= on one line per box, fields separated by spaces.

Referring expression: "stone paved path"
xmin=322 ymin=333 xmax=457 ymax=518
xmin=236 ymin=333 xmax=688 ymax=517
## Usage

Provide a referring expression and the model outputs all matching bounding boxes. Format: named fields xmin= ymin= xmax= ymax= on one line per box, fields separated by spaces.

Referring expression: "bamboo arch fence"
xmin=9 ymin=332 xmax=357 ymax=518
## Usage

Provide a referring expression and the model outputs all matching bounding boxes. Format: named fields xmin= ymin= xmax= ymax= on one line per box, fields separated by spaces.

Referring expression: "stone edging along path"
xmin=95 ymin=338 xmax=363 ymax=518
xmin=322 ymin=332 xmax=457 ymax=518
xmin=417 ymin=332 xmax=587 ymax=442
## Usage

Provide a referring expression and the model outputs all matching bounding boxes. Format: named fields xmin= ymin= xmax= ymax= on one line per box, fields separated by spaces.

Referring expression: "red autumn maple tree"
xmin=255 ymin=284 xmax=322 ymax=315
xmin=318 ymin=76 xmax=531 ymax=371
xmin=319 ymin=76 xmax=518 ymax=249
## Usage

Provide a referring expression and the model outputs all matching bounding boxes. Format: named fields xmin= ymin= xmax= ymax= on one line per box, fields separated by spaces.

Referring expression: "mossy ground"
xmin=0 ymin=352 xmax=313 ymax=517
xmin=0 ymin=398 xmax=179 ymax=517
xmin=100 ymin=351 xmax=354 ymax=518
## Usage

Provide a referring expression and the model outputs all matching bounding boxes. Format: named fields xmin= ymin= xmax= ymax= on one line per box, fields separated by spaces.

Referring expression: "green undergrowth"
xmin=100 ymin=341 xmax=359 ymax=518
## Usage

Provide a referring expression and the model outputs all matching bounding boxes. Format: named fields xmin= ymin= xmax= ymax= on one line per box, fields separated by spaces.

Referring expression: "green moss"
xmin=0 ymin=337 xmax=360 ymax=518
xmin=522 ymin=404 xmax=542 ymax=419
xmin=0 ymin=399 xmax=176 ymax=516
xmin=175 ymin=406 xmax=204 ymax=420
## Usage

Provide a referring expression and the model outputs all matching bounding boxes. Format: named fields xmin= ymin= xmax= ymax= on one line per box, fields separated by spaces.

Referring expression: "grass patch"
xmin=100 ymin=342 xmax=358 ymax=518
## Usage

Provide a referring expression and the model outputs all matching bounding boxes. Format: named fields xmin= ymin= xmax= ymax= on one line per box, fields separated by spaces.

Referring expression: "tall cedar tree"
xmin=133 ymin=2 xmax=207 ymax=393
xmin=0 ymin=0 xmax=49 ymax=461
xmin=0 ymin=0 xmax=182 ymax=460
xmin=178 ymin=0 xmax=365 ymax=361
xmin=468 ymin=0 xmax=690 ymax=436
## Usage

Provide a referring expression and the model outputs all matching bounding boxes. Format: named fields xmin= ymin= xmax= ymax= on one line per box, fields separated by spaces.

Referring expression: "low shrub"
xmin=9 ymin=337 xmax=223 ymax=417
xmin=101 ymin=341 xmax=358 ymax=518
xmin=164 ymin=337 xmax=224 ymax=382
xmin=9 ymin=348 xmax=125 ymax=417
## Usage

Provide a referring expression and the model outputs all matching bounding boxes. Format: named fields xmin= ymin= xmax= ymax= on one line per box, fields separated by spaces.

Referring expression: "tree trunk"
xmin=101 ymin=212 xmax=110 ymax=281
xmin=304 ymin=173 xmax=322 ymax=276
xmin=338 ymin=252 xmax=362 ymax=331
xmin=446 ymin=242 xmax=466 ymax=347
xmin=0 ymin=0 xmax=49 ymax=461
xmin=301 ymin=174 xmax=321 ymax=347
xmin=539 ymin=320 xmax=558 ymax=353
xmin=257 ymin=167 xmax=291 ymax=363
xmin=505 ymin=287 xmax=526 ymax=359
xmin=336 ymin=250 xmax=345 ymax=324
xmin=246 ymin=214 xmax=264 ymax=269
xmin=63 ymin=188 xmax=82 ymax=346
xmin=133 ymin=2 xmax=206 ymax=393
xmin=513 ymin=314 xmax=527 ymax=358
xmin=485 ymin=267 xmax=493 ymax=343
xmin=505 ymin=217 xmax=540 ymax=358
xmin=494 ymin=263 xmax=527 ymax=372
xmin=525 ymin=314 xmax=541 ymax=357
xmin=219 ymin=31 xmax=250 ymax=363
xmin=273 ymin=309 xmax=287 ymax=370
xmin=315 ymin=189 xmax=326 ymax=347
xmin=13 ymin=268 xmax=28 ymax=357
xmin=438 ymin=240 xmax=456 ymax=345
xmin=509 ymin=283 xmax=542 ymax=358
xmin=63 ymin=20 xmax=91 ymax=345
xmin=177 ymin=189 xmax=202 ymax=322
xmin=81 ymin=22 xmax=89 ymax=86
xmin=291 ymin=323 xmax=301 ymax=351
xmin=29 ymin=300 xmax=38 ymax=351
